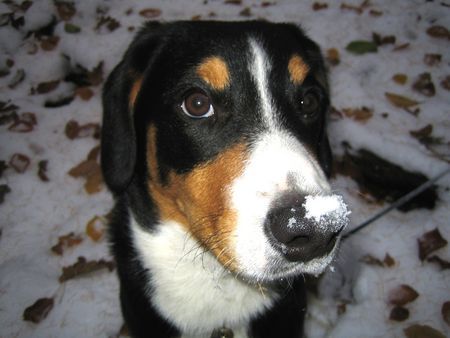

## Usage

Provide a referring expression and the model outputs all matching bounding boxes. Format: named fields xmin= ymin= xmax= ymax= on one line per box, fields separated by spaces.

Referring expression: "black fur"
xmin=102 ymin=21 xmax=331 ymax=338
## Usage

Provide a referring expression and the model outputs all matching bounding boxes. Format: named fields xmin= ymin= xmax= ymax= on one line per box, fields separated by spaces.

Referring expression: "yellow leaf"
xmin=385 ymin=92 xmax=419 ymax=108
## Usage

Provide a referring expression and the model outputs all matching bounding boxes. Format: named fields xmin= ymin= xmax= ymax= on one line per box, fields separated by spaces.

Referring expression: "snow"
xmin=303 ymin=194 xmax=350 ymax=231
xmin=0 ymin=0 xmax=449 ymax=337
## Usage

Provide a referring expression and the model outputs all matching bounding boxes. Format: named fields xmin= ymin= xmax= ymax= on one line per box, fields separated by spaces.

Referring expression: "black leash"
xmin=342 ymin=166 xmax=450 ymax=240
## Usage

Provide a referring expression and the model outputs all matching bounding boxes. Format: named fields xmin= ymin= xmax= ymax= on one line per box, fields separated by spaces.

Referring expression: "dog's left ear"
xmin=101 ymin=22 xmax=164 ymax=194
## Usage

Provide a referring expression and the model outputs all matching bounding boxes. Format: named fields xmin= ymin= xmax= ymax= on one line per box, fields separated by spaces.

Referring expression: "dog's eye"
xmin=300 ymin=91 xmax=320 ymax=120
xmin=181 ymin=91 xmax=214 ymax=118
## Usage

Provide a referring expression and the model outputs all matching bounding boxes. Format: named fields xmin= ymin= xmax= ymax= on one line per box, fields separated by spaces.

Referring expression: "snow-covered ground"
xmin=0 ymin=0 xmax=449 ymax=337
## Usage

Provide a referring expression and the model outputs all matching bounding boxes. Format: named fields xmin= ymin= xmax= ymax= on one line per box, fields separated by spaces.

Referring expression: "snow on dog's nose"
xmin=265 ymin=193 xmax=350 ymax=263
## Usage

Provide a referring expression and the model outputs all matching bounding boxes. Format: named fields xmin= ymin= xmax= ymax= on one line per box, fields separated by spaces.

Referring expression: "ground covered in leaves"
xmin=0 ymin=0 xmax=449 ymax=337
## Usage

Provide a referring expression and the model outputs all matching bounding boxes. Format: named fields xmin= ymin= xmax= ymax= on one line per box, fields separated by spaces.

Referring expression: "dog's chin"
xmin=236 ymin=238 xmax=341 ymax=285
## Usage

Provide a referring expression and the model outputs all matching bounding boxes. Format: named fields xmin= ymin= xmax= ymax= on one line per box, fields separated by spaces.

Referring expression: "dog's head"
xmin=102 ymin=21 xmax=349 ymax=283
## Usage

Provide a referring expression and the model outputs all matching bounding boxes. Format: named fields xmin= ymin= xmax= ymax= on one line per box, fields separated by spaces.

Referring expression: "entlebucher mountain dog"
xmin=101 ymin=21 xmax=349 ymax=338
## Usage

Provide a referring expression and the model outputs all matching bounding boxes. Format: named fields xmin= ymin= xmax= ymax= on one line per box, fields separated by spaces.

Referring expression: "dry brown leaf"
xmin=0 ymin=184 xmax=11 ymax=204
xmin=388 ymin=284 xmax=419 ymax=306
xmin=59 ymin=257 xmax=115 ymax=283
xmin=385 ymin=92 xmax=419 ymax=108
xmin=239 ymin=7 xmax=252 ymax=17
xmin=86 ymin=216 xmax=106 ymax=242
xmin=87 ymin=145 xmax=101 ymax=161
xmin=51 ymin=232 xmax=83 ymax=255
xmin=139 ymin=8 xmax=162 ymax=18
xmin=68 ymin=159 xmax=99 ymax=178
xmin=23 ymin=298 xmax=54 ymax=323
xmin=392 ymin=73 xmax=408 ymax=85
xmin=56 ymin=1 xmax=76 ymax=21
xmin=410 ymin=124 xmax=433 ymax=140
xmin=424 ymin=54 xmax=442 ymax=66
xmin=404 ymin=324 xmax=446 ymax=338
xmin=426 ymin=25 xmax=450 ymax=40
xmin=8 ymin=120 xmax=34 ymax=133
xmin=412 ymin=73 xmax=435 ymax=97
xmin=40 ymin=36 xmax=60 ymax=51
xmin=84 ymin=169 xmax=103 ymax=194
xmin=326 ymin=48 xmax=340 ymax=66
xmin=418 ymin=228 xmax=448 ymax=260
xmin=342 ymin=107 xmax=373 ymax=122
xmin=35 ymin=80 xmax=60 ymax=94
xmin=9 ymin=153 xmax=30 ymax=173
xmin=75 ymin=87 xmax=94 ymax=101
xmin=65 ymin=120 xmax=100 ymax=140
xmin=441 ymin=75 xmax=450 ymax=91
xmin=383 ymin=253 xmax=396 ymax=267
xmin=442 ymin=301 xmax=450 ymax=327
xmin=313 ymin=2 xmax=328 ymax=10
xmin=389 ymin=306 xmax=409 ymax=322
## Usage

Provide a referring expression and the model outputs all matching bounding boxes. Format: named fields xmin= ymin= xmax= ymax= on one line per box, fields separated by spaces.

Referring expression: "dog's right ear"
xmin=101 ymin=22 xmax=164 ymax=194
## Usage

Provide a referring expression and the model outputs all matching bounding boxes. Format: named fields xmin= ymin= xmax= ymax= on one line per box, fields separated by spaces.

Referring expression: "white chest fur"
xmin=130 ymin=217 xmax=276 ymax=337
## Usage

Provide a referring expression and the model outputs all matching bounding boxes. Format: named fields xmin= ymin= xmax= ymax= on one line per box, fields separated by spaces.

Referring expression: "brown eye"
xmin=300 ymin=91 xmax=320 ymax=119
xmin=181 ymin=91 xmax=214 ymax=118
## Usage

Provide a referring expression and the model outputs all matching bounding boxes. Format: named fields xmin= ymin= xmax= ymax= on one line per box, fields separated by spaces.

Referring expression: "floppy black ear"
xmin=101 ymin=22 xmax=165 ymax=194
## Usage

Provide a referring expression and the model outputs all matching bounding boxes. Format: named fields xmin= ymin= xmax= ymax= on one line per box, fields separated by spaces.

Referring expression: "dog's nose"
xmin=264 ymin=193 xmax=347 ymax=263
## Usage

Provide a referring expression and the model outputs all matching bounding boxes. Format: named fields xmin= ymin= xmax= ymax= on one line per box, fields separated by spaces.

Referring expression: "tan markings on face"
xmin=129 ymin=77 xmax=143 ymax=109
xmin=288 ymin=54 xmax=309 ymax=85
xmin=196 ymin=56 xmax=230 ymax=90
xmin=146 ymin=130 xmax=247 ymax=270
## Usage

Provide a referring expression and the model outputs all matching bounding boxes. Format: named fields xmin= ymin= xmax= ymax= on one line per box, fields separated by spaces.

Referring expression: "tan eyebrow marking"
xmin=288 ymin=54 xmax=309 ymax=85
xmin=196 ymin=56 xmax=230 ymax=90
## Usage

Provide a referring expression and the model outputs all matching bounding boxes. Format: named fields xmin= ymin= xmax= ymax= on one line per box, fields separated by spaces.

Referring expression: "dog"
xmin=101 ymin=21 xmax=349 ymax=338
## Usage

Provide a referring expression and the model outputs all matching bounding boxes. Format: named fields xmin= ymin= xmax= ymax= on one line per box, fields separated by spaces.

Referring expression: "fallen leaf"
xmin=312 ymin=2 xmax=328 ymax=10
xmin=64 ymin=22 xmax=81 ymax=34
xmin=372 ymin=32 xmax=396 ymax=46
xmin=51 ymin=232 xmax=83 ymax=255
xmin=0 ymin=184 xmax=11 ymax=204
xmin=441 ymin=75 xmax=450 ymax=91
xmin=59 ymin=257 xmax=115 ymax=283
xmin=410 ymin=124 xmax=433 ymax=140
xmin=86 ymin=216 xmax=106 ymax=242
xmin=426 ymin=25 xmax=450 ymax=40
xmin=346 ymin=40 xmax=378 ymax=55
xmin=340 ymin=1 xmax=370 ymax=14
xmin=87 ymin=145 xmax=101 ymax=161
xmin=442 ymin=301 xmax=450 ymax=327
xmin=392 ymin=73 xmax=408 ymax=85
xmin=38 ymin=160 xmax=49 ymax=182
xmin=385 ymin=92 xmax=419 ymax=108
xmin=20 ymin=112 xmax=37 ymax=126
xmin=388 ymin=284 xmax=419 ymax=306
xmin=56 ymin=1 xmax=76 ymax=21
xmin=417 ymin=228 xmax=448 ymax=260
xmin=95 ymin=16 xmax=120 ymax=32
xmin=8 ymin=120 xmax=34 ymax=133
xmin=393 ymin=43 xmax=410 ymax=51
xmin=424 ymin=53 xmax=442 ymax=66
xmin=0 ymin=161 xmax=7 ymax=177
xmin=383 ymin=253 xmax=396 ymax=267
xmin=35 ymin=80 xmax=60 ymax=94
xmin=412 ymin=73 xmax=435 ymax=97
xmin=326 ymin=48 xmax=340 ymax=66
xmin=404 ymin=324 xmax=446 ymax=338
xmin=65 ymin=120 xmax=100 ymax=140
xmin=9 ymin=153 xmax=30 ymax=173
xmin=224 ymin=0 xmax=242 ymax=4
xmin=342 ymin=106 xmax=373 ymax=122
xmin=427 ymin=255 xmax=450 ymax=270
xmin=23 ymin=298 xmax=54 ymax=324
xmin=389 ymin=306 xmax=409 ymax=321
xmin=68 ymin=159 xmax=99 ymax=178
xmin=40 ymin=36 xmax=60 ymax=51
xmin=75 ymin=87 xmax=94 ymax=101
xmin=84 ymin=169 xmax=103 ymax=194
xmin=139 ymin=8 xmax=162 ymax=18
